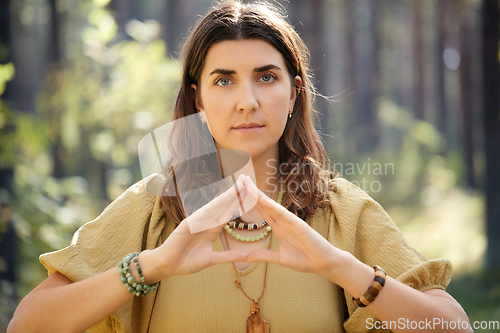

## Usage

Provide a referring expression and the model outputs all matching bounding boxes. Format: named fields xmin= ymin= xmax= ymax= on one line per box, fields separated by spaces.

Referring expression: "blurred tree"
xmin=457 ymin=0 xmax=476 ymax=190
xmin=340 ymin=0 xmax=382 ymax=154
xmin=109 ymin=0 xmax=131 ymax=38
xmin=2 ymin=0 xmax=180 ymax=303
xmin=412 ymin=0 xmax=425 ymax=121
xmin=289 ymin=0 xmax=330 ymax=145
xmin=345 ymin=0 xmax=357 ymax=156
xmin=165 ymin=0 xmax=181 ymax=56
xmin=482 ymin=0 xmax=500 ymax=269
xmin=356 ymin=0 xmax=381 ymax=153
xmin=309 ymin=0 xmax=328 ymax=134
xmin=0 ymin=0 xmax=18 ymax=328
xmin=48 ymin=0 xmax=65 ymax=180
xmin=436 ymin=0 xmax=449 ymax=147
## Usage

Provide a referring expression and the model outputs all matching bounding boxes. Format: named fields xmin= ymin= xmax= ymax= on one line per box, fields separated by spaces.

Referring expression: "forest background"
xmin=0 ymin=0 xmax=499 ymax=331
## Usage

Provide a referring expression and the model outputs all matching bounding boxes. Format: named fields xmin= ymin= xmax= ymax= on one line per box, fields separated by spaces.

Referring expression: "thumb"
xmin=246 ymin=249 xmax=280 ymax=264
xmin=211 ymin=250 xmax=248 ymax=266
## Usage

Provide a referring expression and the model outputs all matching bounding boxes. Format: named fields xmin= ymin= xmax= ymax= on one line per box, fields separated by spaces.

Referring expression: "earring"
xmin=288 ymin=109 xmax=293 ymax=118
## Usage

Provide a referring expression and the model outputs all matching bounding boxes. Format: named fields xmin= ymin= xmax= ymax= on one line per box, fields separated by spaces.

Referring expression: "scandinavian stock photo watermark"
xmin=265 ymin=158 xmax=395 ymax=195
xmin=366 ymin=317 xmax=500 ymax=331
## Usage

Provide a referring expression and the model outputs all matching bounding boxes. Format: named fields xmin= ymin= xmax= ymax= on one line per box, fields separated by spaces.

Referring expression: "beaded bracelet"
xmin=352 ymin=265 xmax=386 ymax=307
xmin=118 ymin=252 xmax=159 ymax=297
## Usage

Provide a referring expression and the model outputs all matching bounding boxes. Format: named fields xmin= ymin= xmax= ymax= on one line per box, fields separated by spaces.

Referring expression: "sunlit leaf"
xmin=92 ymin=0 xmax=111 ymax=8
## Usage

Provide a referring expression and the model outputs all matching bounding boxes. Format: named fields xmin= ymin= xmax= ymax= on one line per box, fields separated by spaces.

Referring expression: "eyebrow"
xmin=209 ymin=64 xmax=282 ymax=76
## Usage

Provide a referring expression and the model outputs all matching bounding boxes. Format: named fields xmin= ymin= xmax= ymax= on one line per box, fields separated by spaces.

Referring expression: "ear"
xmin=191 ymin=83 xmax=204 ymax=112
xmin=289 ymin=75 xmax=302 ymax=110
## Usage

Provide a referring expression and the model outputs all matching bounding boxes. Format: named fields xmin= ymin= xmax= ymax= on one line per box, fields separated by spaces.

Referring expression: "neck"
xmin=218 ymin=146 xmax=281 ymax=227
xmin=217 ymin=146 xmax=282 ymax=201
xmin=249 ymin=147 xmax=281 ymax=201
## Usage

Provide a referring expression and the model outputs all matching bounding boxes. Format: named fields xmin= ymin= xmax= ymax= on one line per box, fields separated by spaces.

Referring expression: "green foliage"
xmin=329 ymin=98 xmax=486 ymax=274
xmin=1 ymin=0 xmax=180 ymax=300
xmin=327 ymin=96 xmax=496 ymax=324
xmin=0 ymin=62 xmax=15 ymax=96
xmin=446 ymin=267 xmax=500 ymax=330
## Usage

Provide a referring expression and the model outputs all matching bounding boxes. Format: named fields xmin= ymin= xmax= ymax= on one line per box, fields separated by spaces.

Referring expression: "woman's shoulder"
xmin=66 ymin=173 xmax=166 ymax=251
xmin=112 ymin=173 xmax=160 ymax=207
xmin=322 ymin=173 xmax=392 ymax=229
xmin=324 ymin=173 xmax=374 ymax=206
xmin=93 ymin=173 xmax=165 ymax=223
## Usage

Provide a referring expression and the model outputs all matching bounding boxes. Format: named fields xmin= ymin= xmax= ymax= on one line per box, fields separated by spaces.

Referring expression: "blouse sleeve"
xmin=38 ymin=175 xmax=168 ymax=333
xmin=325 ymin=177 xmax=453 ymax=333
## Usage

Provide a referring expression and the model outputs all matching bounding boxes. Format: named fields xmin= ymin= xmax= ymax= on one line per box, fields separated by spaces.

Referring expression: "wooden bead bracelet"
xmin=352 ymin=265 xmax=386 ymax=307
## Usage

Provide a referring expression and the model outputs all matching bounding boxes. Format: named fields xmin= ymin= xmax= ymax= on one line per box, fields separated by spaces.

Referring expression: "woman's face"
xmin=193 ymin=39 xmax=301 ymax=160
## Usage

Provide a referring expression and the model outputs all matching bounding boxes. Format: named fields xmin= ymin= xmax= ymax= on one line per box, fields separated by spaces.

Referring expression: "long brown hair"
xmin=161 ymin=0 xmax=340 ymax=226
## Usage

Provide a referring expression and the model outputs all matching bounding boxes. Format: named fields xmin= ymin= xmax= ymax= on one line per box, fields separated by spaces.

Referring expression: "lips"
xmin=233 ymin=123 xmax=263 ymax=129
xmin=232 ymin=124 xmax=264 ymax=133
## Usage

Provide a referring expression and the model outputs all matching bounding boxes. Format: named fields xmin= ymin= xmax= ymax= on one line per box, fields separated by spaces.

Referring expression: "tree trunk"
xmin=355 ymin=0 xmax=380 ymax=153
xmin=0 ymin=0 xmax=19 ymax=327
xmin=47 ymin=0 xmax=65 ymax=179
xmin=109 ymin=0 xmax=130 ymax=39
xmin=345 ymin=0 xmax=358 ymax=156
xmin=436 ymin=0 xmax=448 ymax=148
xmin=412 ymin=1 xmax=425 ymax=121
xmin=309 ymin=0 xmax=329 ymax=136
xmin=166 ymin=0 xmax=182 ymax=57
xmin=482 ymin=0 xmax=500 ymax=269
xmin=458 ymin=0 xmax=476 ymax=189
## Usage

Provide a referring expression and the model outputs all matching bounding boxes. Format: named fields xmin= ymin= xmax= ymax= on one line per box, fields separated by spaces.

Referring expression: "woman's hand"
xmin=149 ymin=174 xmax=249 ymax=280
xmin=243 ymin=175 xmax=342 ymax=278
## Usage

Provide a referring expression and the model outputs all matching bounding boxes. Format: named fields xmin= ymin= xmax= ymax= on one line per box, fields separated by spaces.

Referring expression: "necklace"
xmin=223 ymin=230 xmax=272 ymax=333
xmin=227 ymin=220 xmax=269 ymax=230
xmin=224 ymin=182 xmax=285 ymax=243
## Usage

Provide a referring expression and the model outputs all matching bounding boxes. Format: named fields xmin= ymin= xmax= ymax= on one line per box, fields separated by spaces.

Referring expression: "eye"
xmin=259 ymin=73 xmax=277 ymax=83
xmin=215 ymin=77 xmax=232 ymax=87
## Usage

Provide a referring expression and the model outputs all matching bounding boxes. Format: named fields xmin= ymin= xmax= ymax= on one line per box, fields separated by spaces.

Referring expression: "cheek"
xmin=263 ymin=87 xmax=292 ymax=115
xmin=202 ymin=89 xmax=236 ymax=114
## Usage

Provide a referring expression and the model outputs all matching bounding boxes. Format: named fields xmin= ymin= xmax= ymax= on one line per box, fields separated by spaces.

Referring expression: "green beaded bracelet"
xmin=118 ymin=252 xmax=159 ymax=297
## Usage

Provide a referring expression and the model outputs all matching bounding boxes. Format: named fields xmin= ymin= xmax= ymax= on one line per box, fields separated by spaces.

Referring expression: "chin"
xmin=216 ymin=141 xmax=272 ymax=159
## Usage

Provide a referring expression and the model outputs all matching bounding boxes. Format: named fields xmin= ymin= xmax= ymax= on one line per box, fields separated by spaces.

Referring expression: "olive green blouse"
xmin=39 ymin=176 xmax=452 ymax=333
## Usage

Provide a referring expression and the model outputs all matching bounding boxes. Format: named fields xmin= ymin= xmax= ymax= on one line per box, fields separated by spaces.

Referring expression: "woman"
xmin=8 ymin=1 xmax=471 ymax=332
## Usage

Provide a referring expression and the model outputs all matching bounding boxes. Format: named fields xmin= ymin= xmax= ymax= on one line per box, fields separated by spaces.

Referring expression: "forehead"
xmin=202 ymin=39 xmax=286 ymax=75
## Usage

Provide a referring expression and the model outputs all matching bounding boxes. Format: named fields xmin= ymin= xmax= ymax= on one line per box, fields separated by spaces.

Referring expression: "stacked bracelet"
xmin=352 ymin=265 xmax=387 ymax=307
xmin=118 ymin=252 xmax=159 ymax=297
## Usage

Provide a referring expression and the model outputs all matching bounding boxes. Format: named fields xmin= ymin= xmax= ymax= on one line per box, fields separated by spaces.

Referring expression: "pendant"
xmin=246 ymin=299 xmax=270 ymax=333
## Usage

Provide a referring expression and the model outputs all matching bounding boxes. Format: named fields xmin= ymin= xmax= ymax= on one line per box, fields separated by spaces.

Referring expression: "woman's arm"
xmin=322 ymin=251 xmax=472 ymax=333
xmin=7 ymin=249 xmax=163 ymax=333
xmin=8 ymin=268 xmax=133 ymax=333
xmin=8 ymin=175 xmax=249 ymax=333
xmin=241 ymin=176 xmax=472 ymax=333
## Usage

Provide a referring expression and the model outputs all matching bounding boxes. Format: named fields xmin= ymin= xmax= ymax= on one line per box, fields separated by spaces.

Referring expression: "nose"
xmin=236 ymin=81 xmax=259 ymax=112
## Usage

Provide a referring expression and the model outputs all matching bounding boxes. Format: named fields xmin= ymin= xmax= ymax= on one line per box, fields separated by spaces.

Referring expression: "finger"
xmin=237 ymin=175 xmax=258 ymax=214
xmin=211 ymin=179 xmax=246 ymax=208
xmin=215 ymin=181 xmax=247 ymax=222
xmin=203 ymin=179 xmax=246 ymax=220
xmin=246 ymin=249 xmax=281 ymax=265
xmin=187 ymin=180 xmax=246 ymax=234
xmin=238 ymin=177 xmax=274 ymax=224
xmin=252 ymin=196 xmax=278 ymax=227
xmin=258 ymin=194 xmax=288 ymax=220
xmin=243 ymin=176 xmax=287 ymax=225
xmin=239 ymin=177 xmax=281 ymax=232
xmin=211 ymin=250 xmax=248 ymax=266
